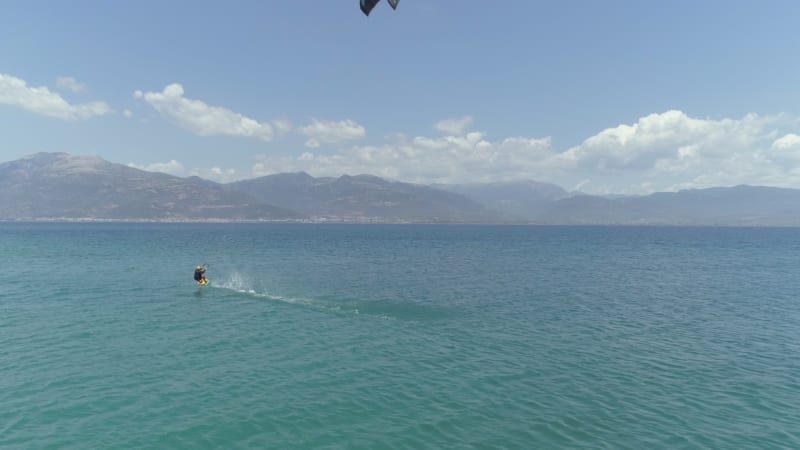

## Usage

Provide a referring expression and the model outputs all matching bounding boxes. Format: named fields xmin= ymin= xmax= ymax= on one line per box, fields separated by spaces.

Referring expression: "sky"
xmin=2 ymin=0 xmax=800 ymax=195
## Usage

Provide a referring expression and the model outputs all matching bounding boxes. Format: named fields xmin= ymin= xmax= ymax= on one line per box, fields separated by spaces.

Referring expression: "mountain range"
xmin=2 ymin=152 xmax=800 ymax=226
xmin=0 ymin=153 xmax=299 ymax=221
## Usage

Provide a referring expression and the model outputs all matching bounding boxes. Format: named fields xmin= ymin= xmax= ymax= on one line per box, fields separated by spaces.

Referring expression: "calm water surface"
xmin=2 ymin=223 xmax=800 ymax=449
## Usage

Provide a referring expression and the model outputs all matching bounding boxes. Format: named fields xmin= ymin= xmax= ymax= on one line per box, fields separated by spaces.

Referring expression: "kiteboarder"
xmin=194 ymin=265 xmax=207 ymax=285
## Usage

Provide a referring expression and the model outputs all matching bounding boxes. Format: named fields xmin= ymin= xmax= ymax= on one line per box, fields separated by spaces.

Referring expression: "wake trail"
xmin=207 ymin=272 xmax=449 ymax=321
xmin=209 ymin=272 xmax=375 ymax=317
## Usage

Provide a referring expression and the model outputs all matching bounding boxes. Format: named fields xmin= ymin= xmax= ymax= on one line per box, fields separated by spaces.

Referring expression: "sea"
xmin=2 ymin=223 xmax=800 ymax=449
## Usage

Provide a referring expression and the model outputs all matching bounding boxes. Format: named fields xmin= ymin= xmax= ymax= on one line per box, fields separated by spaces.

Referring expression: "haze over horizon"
xmin=2 ymin=1 xmax=800 ymax=195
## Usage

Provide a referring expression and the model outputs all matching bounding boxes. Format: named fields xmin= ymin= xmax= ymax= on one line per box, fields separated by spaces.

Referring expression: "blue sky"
xmin=2 ymin=0 xmax=800 ymax=194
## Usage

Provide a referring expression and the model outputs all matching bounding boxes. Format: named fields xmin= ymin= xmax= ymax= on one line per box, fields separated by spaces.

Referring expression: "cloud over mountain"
xmin=0 ymin=73 xmax=111 ymax=120
xmin=135 ymin=84 xmax=280 ymax=142
xmin=243 ymin=111 xmax=800 ymax=195
xmin=299 ymin=118 xmax=366 ymax=148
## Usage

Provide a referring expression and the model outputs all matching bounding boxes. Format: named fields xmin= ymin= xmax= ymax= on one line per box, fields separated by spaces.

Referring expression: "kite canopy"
xmin=361 ymin=0 xmax=398 ymax=16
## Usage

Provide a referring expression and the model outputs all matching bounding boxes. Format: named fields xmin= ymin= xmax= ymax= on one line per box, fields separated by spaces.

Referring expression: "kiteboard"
xmin=198 ymin=279 xmax=209 ymax=286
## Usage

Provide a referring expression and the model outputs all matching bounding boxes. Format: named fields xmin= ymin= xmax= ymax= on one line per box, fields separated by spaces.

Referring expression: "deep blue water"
xmin=2 ymin=223 xmax=800 ymax=449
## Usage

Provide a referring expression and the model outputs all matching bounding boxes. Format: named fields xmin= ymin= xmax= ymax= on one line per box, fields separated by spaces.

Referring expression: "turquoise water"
xmin=2 ymin=223 xmax=800 ymax=449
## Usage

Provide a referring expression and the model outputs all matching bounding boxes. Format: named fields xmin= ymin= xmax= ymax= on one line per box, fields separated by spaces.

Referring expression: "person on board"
xmin=194 ymin=265 xmax=207 ymax=285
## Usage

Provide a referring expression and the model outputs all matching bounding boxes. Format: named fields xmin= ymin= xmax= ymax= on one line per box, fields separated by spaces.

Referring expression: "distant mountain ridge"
xmin=228 ymin=172 xmax=500 ymax=223
xmin=0 ymin=153 xmax=300 ymax=221
xmin=0 ymin=153 xmax=500 ymax=223
xmin=435 ymin=181 xmax=572 ymax=221
xmin=532 ymin=185 xmax=800 ymax=226
xmin=2 ymin=152 xmax=800 ymax=225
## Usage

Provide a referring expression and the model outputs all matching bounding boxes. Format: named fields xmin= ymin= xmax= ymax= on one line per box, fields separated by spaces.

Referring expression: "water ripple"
xmin=3 ymin=224 xmax=800 ymax=449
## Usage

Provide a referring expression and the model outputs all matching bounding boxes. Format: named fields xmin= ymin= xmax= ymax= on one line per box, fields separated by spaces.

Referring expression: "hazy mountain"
xmin=0 ymin=153 xmax=302 ymax=220
xmin=533 ymin=186 xmax=800 ymax=226
xmin=227 ymin=172 xmax=502 ymax=222
xmin=435 ymin=180 xmax=572 ymax=220
xmin=3 ymin=153 xmax=800 ymax=225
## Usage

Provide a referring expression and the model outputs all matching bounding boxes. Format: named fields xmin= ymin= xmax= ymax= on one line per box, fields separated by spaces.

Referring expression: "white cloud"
xmin=772 ymin=133 xmax=800 ymax=150
xmin=128 ymin=159 xmax=239 ymax=183
xmin=551 ymin=110 xmax=796 ymax=193
xmin=0 ymin=73 xmax=112 ymax=120
xmin=273 ymin=118 xmax=293 ymax=135
xmin=556 ymin=110 xmax=736 ymax=170
xmin=122 ymin=109 xmax=133 ymax=118
xmin=298 ymin=118 xmax=365 ymax=148
xmin=248 ymin=111 xmax=800 ymax=195
xmin=135 ymin=83 xmax=278 ymax=141
xmin=128 ymin=160 xmax=185 ymax=176
xmin=435 ymin=116 xmax=473 ymax=136
xmin=56 ymin=76 xmax=87 ymax=93
xmin=190 ymin=166 xmax=238 ymax=183
xmin=251 ymin=129 xmax=556 ymax=184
